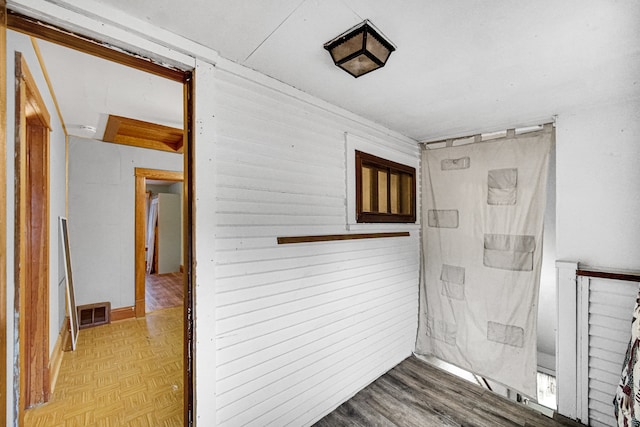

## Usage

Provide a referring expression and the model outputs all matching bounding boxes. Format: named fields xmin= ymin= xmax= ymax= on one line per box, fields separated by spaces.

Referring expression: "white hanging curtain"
xmin=415 ymin=125 xmax=553 ymax=397
xmin=146 ymin=196 xmax=159 ymax=273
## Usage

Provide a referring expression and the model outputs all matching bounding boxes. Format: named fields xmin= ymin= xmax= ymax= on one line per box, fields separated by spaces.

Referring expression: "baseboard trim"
xmin=111 ymin=306 xmax=136 ymax=322
xmin=49 ymin=317 xmax=69 ymax=393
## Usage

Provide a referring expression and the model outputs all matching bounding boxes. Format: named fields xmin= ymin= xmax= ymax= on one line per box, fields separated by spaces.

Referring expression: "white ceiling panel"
xmin=35 ymin=38 xmax=183 ymax=139
xmin=31 ymin=0 xmax=640 ymax=141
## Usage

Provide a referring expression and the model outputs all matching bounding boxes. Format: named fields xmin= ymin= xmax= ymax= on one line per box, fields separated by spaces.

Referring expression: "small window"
xmin=356 ymin=150 xmax=416 ymax=223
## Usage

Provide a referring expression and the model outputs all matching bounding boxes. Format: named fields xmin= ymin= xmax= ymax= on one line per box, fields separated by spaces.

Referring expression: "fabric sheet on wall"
xmin=415 ymin=126 xmax=553 ymax=397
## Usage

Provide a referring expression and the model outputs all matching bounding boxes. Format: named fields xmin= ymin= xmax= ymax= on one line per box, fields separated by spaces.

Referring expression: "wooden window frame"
xmin=355 ymin=150 xmax=416 ymax=223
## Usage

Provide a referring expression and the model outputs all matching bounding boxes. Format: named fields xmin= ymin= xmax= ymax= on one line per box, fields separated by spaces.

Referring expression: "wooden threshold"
xmin=277 ymin=231 xmax=410 ymax=245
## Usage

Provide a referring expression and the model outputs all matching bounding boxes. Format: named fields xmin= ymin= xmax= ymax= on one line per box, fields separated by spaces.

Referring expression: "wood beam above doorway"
xmin=103 ymin=115 xmax=184 ymax=153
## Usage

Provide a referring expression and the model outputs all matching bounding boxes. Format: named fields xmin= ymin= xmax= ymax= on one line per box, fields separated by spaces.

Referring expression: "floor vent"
xmin=77 ymin=302 xmax=111 ymax=329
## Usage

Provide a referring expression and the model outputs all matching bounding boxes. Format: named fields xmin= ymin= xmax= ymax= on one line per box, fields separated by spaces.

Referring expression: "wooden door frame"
xmin=0 ymin=2 xmax=7 ymax=425
xmin=134 ymin=168 xmax=183 ymax=317
xmin=15 ymin=51 xmax=52 ymax=417
xmin=4 ymin=11 xmax=196 ymax=426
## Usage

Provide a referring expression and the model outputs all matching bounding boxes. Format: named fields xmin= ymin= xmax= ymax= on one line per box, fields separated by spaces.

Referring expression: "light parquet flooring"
xmin=314 ymin=356 xmax=584 ymax=427
xmin=146 ymin=272 xmax=183 ymax=313
xmin=24 ymin=307 xmax=183 ymax=427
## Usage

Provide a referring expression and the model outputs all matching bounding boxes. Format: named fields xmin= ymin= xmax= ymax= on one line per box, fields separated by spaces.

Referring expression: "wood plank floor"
xmin=145 ymin=272 xmax=183 ymax=312
xmin=314 ymin=356 xmax=583 ymax=427
xmin=24 ymin=307 xmax=183 ymax=427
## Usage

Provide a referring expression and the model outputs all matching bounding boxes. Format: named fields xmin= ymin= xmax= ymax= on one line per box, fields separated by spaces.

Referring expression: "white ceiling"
xmin=35 ymin=39 xmax=183 ymax=139
xmin=34 ymin=0 xmax=640 ymax=142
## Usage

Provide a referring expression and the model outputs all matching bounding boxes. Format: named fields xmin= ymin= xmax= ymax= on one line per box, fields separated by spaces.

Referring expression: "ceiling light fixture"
xmin=323 ymin=19 xmax=396 ymax=78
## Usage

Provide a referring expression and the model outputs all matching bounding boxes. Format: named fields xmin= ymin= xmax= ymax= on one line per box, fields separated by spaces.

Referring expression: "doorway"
xmin=134 ymin=168 xmax=184 ymax=316
xmin=5 ymin=11 xmax=195 ymax=426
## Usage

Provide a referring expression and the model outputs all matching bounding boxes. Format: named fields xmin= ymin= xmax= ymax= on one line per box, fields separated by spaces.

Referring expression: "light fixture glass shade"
xmin=324 ymin=20 xmax=396 ymax=78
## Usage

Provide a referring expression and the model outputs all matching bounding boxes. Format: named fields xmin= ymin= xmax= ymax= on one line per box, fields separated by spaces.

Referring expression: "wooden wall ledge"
xmin=577 ymin=268 xmax=640 ymax=283
xmin=277 ymin=231 xmax=410 ymax=245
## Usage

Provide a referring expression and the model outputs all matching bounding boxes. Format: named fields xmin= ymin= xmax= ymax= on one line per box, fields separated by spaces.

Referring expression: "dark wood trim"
xmin=6 ymin=11 xmax=186 ymax=83
xmin=16 ymin=52 xmax=52 ymax=413
xmin=576 ymin=269 xmax=640 ymax=283
xmin=183 ymin=71 xmax=195 ymax=427
xmin=0 ymin=1 xmax=7 ymax=424
xmin=110 ymin=306 xmax=136 ymax=322
xmin=355 ymin=150 xmax=416 ymax=224
xmin=277 ymin=232 xmax=410 ymax=245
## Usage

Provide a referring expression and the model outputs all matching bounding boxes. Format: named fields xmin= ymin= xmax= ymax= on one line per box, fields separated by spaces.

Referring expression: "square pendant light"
xmin=324 ymin=19 xmax=396 ymax=78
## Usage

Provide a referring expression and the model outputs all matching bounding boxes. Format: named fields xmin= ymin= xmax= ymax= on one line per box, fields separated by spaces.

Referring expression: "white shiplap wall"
xmin=210 ymin=69 xmax=420 ymax=426
xmin=585 ymin=278 xmax=638 ymax=427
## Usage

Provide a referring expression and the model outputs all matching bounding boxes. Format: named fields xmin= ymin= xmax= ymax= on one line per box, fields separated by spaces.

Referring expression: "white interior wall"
xmin=554 ymin=99 xmax=640 ymax=420
xmin=556 ymin=99 xmax=640 ymax=270
xmin=156 ymin=193 xmax=181 ymax=274
xmin=147 ymin=182 xmax=184 ymax=263
xmin=67 ymin=137 xmax=182 ymax=308
xmin=5 ymin=3 xmax=638 ymax=426
xmin=4 ymin=30 xmax=66 ymax=424
xmin=193 ymin=60 xmax=421 ymax=426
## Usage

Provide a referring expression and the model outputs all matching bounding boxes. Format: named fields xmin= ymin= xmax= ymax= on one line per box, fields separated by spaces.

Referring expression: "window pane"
xmin=378 ymin=170 xmax=388 ymax=213
xmin=390 ymin=173 xmax=400 ymax=214
xmin=401 ymin=173 xmax=412 ymax=214
xmin=362 ymin=166 xmax=373 ymax=212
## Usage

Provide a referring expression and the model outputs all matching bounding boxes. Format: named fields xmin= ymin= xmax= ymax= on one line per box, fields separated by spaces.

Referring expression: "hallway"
xmin=145 ymin=272 xmax=183 ymax=313
xmin=24 ymin=307 xmax=183 ymax=426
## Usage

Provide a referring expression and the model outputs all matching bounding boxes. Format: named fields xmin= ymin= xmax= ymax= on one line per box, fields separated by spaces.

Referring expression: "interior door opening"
xmin=5 ymin=11 xmax=195 ymax=425
xmin=134 ymin=169 xmax=184 ymax=316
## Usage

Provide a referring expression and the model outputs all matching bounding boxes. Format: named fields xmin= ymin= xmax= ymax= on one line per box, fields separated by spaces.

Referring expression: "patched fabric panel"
xmin=428 ymin=209 xmax=459 ymax=228
xmin=483 ymin=249 xmax=533 ymax=271
xmin=442 ymin=282 xmax=465 ymax=300
xmin=487 ymin=321 xmax=525 ymax=348
xmin=484 ymin=234 xmax=535 ymax=252
xmin=488 ymin=168 xmax=517 ymax=205
xmin=440 ymin=264 xmax=465 ymax=284
xmin=440 ymin=264 xmax=465 ymax=300
xmin=484 ymin=234 xmax=535 ymax=271
xmin=426 ymin=317 xmax=457 ymax=345
xmin=417 ymin=128 xmax=552 ymax=398
xmin=441 ymin=157 xmax=470 ymax=171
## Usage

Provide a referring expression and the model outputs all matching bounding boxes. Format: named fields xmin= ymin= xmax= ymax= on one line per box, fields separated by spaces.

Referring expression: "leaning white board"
xmin=59 ymin=217 xmax=79 ymax=350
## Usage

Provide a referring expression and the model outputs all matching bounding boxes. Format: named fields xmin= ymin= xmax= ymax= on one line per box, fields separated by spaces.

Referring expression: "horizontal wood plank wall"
xmin=587 ymin=278 xmax=638 ymax=427
xmin=212 ymin=70 xmax=420 ymax=426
